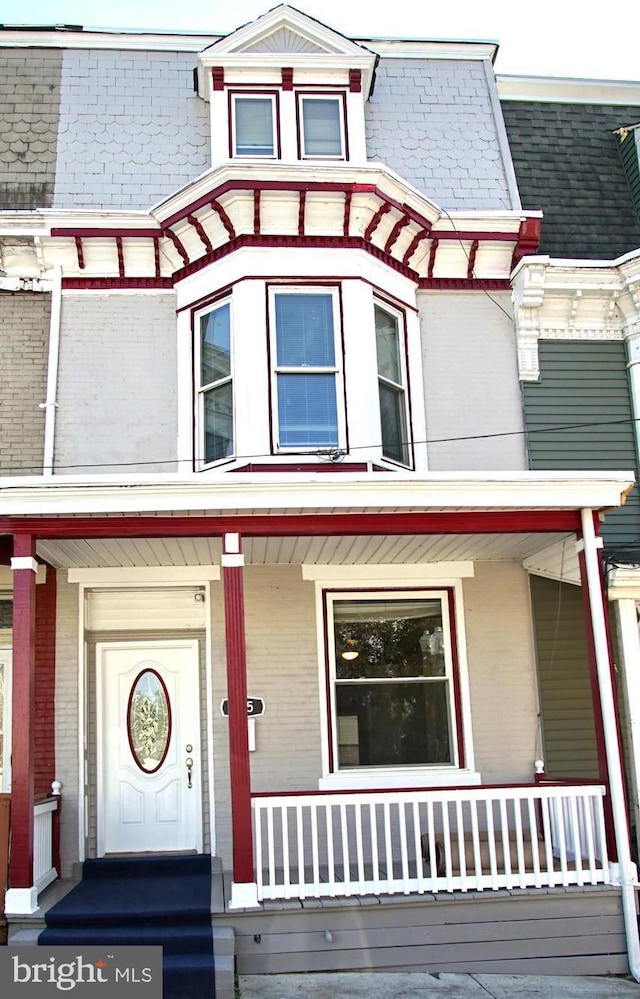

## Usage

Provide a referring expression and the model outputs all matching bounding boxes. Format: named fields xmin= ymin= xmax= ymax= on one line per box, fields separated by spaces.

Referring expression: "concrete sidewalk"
xmin=238 ymin=972 xmax=640 ymax=998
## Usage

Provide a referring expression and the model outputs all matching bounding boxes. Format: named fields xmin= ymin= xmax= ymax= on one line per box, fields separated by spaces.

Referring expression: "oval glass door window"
xmin=127 ymin=668 xmax=172 ymax=773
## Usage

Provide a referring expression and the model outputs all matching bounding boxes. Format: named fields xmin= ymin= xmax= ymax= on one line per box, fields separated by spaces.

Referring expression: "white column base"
xmin=229 ymin=881 xmax=260 ymax=910
xmin=5 ymin=886 xmax=39 ymax=915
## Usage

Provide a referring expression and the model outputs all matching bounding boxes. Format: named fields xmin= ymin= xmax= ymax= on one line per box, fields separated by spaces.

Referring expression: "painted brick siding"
xmin=53 ymin=50 xmax=210 ymax=209
xmin=419 ymin=291 xmax=527 ymax=471
xmin=0 ymin=48 xmax=61 ymax=209
xmin=463 ymin=562 xmax=539 ymax=783
xmin=211 ymin=566 xmax=321 ymax=868
xmin=54 ymin=572 xmax=79 ymax=879
xmin=0 ymin=292 xmax=49 ymax=475
xmin=366 ymin=59 xmax=513 ymax=209
xmin=54 ymin=293 xmax=178 ymax=474
xmin=501 ymin=100 xmax=640 ymax=258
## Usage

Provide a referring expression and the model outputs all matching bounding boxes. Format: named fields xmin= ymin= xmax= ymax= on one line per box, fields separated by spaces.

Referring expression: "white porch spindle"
xmin=251 ymin=784 xmax=611 ymax=902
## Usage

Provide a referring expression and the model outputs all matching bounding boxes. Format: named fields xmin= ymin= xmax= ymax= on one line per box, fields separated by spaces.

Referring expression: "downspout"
xmin=40 ymin=265 xmax=62 ymax=476
xmin=581 ymin=507 xmax=640 ymax=982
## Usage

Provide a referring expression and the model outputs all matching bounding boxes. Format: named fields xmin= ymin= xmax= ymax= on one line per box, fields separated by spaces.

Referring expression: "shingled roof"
xmin=501 ymin=100 xmax=640 ymax=259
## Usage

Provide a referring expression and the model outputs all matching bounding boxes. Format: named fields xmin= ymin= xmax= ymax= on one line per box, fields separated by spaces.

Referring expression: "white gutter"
xmin=581 ymin=508 xmax=640 ymax=982
xmin=40 ymin=265 xmax=62 ymax=476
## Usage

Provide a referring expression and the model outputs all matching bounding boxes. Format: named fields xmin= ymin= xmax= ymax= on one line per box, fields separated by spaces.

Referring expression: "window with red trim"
xmin=326 ymin=590 xmax=459 ymax=771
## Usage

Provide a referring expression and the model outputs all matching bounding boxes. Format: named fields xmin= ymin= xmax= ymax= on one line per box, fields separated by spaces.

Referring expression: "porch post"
xmin=222 ymin=532 xmax=258 ymax=909
xmin=580 ymin=510 xmax=636 ymax=873
xmin=5 ymin=534 xmax=38 ymax=914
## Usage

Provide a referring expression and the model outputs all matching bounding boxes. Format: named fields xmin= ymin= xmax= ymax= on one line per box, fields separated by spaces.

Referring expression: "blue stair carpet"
xmin=39 ymin=854 xmax=215 ymax=999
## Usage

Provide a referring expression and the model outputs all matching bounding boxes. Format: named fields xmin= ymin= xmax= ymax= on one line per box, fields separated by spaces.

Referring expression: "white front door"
xmin=97 ymin=640 xmax=202 ymax=856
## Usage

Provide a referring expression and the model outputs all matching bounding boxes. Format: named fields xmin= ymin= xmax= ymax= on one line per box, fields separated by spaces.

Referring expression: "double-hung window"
xmin=375 ymin=303 xmax=409 ymax=466
xmin=328 ymin=591 xmax=457 ymax=771
xmin=270 ymin=287 xmax=343 ymax=451
xmin=232 ymin=93 xmax=277 ymax=157
xmin=197 ymin=299 xmax=233 ymax=465
xmin=299 ymin=95 xmax=345 ymax=159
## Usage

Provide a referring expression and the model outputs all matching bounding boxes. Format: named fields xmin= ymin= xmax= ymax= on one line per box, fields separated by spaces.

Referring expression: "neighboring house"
xmin=501 ymin=76 xmax=640 ymax=862
xmin=0 ymin=5 xmax=638 ymax=980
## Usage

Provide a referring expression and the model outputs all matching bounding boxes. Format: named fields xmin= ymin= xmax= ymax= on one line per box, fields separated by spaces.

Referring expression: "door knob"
xmin=185 ymin=757 xmax=194 ymax=788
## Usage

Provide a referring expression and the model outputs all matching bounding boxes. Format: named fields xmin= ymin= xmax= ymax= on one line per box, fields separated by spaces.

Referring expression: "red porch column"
xmin=222 ymin=532 xmax=258 ymax=909
xmin=6 ymin=534 xmax=38 ymax=914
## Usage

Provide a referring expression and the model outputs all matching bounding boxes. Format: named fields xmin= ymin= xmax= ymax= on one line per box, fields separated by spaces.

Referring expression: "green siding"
xmin=522 ymin=340 xmax=640 ymax=548
xmin=530 ymin=575 xmax=599 ymax=780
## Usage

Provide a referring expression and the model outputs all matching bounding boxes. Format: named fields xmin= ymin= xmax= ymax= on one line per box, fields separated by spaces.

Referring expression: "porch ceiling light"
xmin=340 ymin=639 xmax=360 ymax=662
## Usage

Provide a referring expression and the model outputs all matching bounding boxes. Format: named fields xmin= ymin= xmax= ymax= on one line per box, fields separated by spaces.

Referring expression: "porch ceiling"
xmin=36 ymin=531 xmax=574 ymax=569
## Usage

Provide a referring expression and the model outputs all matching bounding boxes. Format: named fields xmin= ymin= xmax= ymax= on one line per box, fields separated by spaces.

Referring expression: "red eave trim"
xmin=62 ymin=277 xmax=173 ymax=290
xmin=171 ymin=233 xmax=420 ymax=283
xmin=419 ymin=277 xmax=512 ymax=291
xmin=51 ymin=228 xmax=162 ymax=238
xmin=0 ymin=510 xmax=582 ymax=540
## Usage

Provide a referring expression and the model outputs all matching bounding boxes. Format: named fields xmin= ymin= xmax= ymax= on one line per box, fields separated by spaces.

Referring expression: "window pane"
xmin=201 ymin=303 xmax=231 ymax=386
xmin=334 ymin=599 xmax=445 ymax=680
xmin=277 ymin=373 xmax=338 ymax=446
xmin=302 ymin=98 xmax=342 ymax=156
xmin=275 ymin=294 xmax=335 ymax=366
xmin=375 ymin=306 xmax=401 ymax=384
xmin=379 ymin=381 xmax=408 ymax=464
xmin=336 ymin=681 xmax=452 ymax=767
xmin=235 ymin=98 xmax=274 ymax=156
xmin=204 ymin=382 xmax=233 ymax=462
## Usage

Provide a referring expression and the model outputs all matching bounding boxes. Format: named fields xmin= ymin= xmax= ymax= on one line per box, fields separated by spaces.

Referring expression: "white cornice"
xmin=513 ymin=252 xmax=640 ymax=380
xmin=0 ymin=29 xmax=217 ymax=51
xmin=498 ymin=75 xmax=640 ymax=105
xmin=363 ymin=40 xmax=497 ymax=62
xmin=0 ymin=471 xmax=633 ymax=516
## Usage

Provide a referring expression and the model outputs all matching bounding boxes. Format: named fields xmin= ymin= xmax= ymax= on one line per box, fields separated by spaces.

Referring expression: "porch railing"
xmin=33 ymin=795 xmax=60 ymax=895
xmin=252 ymin=783 xmax=610 ymax=902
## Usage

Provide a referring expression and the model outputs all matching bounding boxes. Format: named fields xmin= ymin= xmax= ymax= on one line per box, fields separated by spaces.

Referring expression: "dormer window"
xmin=299 ymin=95 xmax=345 ymax=159
xmin=231 ymin=93 xmax=278 ymax=158
xmin=198 ymin=6 xmax=375 ymax=169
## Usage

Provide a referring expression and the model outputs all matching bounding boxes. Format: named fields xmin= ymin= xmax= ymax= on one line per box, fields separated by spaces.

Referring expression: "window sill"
xmin=318 ymin=769 xmax=482 ymax=791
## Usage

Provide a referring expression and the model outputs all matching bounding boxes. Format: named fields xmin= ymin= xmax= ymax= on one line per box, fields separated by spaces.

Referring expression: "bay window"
xmin=197 ymin=299 xmax=234 ymax=465
xmin=270 ymin=287 xmax=343 ymax=451
xmin=299 ymin=94 xmax=345 ymax=158
xmin=375 ymin=302 xmax=409 ymax=466
xmin=327 ymin=591 xmax=458 ymax=771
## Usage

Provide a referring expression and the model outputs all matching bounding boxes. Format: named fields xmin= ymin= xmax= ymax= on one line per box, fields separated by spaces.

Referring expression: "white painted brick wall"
xmin=366 ymin=59 xmax=513 ymax=209
xmin=55 ymin=293 xmax=179 ymax=474
xmin=464 ymin=562 xmax=539 ymax=782
xmin=419 ymin=291 xmax=527 ymax=471
xmin=53 ymin=50 xmax=210 ymax=209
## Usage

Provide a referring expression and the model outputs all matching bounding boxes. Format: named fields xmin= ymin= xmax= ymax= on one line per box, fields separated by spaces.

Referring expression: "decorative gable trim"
xmin=197 ymin=4 xmax=376 ymax=99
